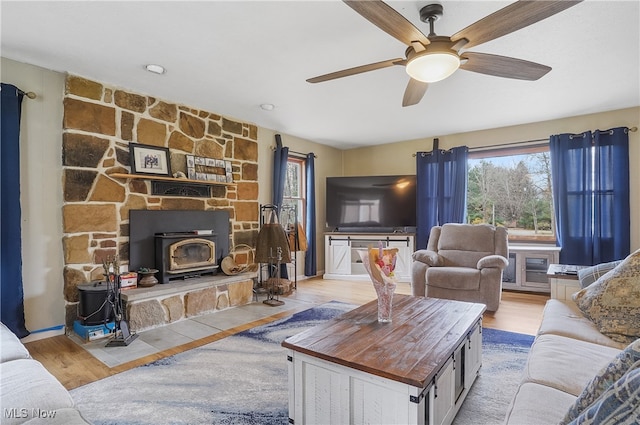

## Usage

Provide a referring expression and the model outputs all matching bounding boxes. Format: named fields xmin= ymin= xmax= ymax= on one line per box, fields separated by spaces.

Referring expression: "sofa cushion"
xmin=573 ymin=249 xmax=640 ymax=344
xmin=427 ymin=267 xmax=480 ymax=290
xmin=0 ymin=359 xmax=77 ymax=425
xmin=537 ymin=300 xmax=626 ymax=349
xmin=503 ymin=382 xmax=577 ymax=425
xmin=561 ymin=338 xmax=640 ymax=423
xmin=1 ymin=322 xmax=31 ymax=363
xmin=437 ymin=223 xmax=497 ymax=268
xmin=437 ymin=223 xmax=497 ymax=252
xmin=411 ymin=249 xmax=441 ymax=266
xmin=578 ymin=261 xmax=623 ymax=289
xmin=522 ymin=334 xmax=621 ymax=396
xmin=565 ymin=368 xmax=640 ymax=425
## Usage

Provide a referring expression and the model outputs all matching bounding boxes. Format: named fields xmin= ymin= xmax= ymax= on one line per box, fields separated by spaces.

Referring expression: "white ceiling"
xmin=2 ymin=1 xmax=639 ymax=150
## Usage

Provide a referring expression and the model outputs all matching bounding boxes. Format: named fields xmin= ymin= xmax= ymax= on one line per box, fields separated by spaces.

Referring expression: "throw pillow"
xmin=578 ymin=260 xmax=623 ymax=289
xmin=566 ymin=367 xmax=640 ymax=425
xmin=560 ymin=339 xmax=640 ymax=424
xmin=573 ymin=249 xmax=640 ymax=344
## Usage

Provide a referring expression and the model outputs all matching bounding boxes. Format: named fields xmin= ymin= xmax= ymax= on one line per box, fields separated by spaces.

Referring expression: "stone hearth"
xmin=122 ymin=273 xmax=255 ymax=332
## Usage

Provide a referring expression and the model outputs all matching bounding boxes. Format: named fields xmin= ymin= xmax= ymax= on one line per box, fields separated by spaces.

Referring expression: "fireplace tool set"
xmin=256 ymin=204 xmax=293 ymax=306
xmin=103 ymin=256 xmax=138 ymax=347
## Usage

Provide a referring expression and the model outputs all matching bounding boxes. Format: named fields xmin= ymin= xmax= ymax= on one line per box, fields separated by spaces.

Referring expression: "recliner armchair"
xmin=411 ymin=223 xmax=509 ymax=311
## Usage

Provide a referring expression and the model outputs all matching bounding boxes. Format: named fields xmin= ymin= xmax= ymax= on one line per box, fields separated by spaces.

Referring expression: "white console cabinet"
xmin=502 ymin=245 xmax=561 ymax=293
xmin=324 ymin=233 xmax=415 ymax=282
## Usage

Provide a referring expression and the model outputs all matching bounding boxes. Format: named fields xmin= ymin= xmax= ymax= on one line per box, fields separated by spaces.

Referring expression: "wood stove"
xmin=155 ymin=233 xmax=218 ymax=283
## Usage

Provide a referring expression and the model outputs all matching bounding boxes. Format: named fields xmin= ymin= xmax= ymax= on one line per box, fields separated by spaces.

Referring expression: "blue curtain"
xmin=438 ymin=147 xmax=469 ymax=225
xmin=304 ymin=153 xmax=317 ymax=276
xmin=550 ymin=128 xmax=630 ymax=265
xmin=416 ymin=151 xmax=439 ymax=249
xmin=1 ymin=83 xmax=30 ymax=338
xmin=415 ymin=146 xmax=468 ymax=249
xmin=593 ymin=128 xmax=630 ymax=263
xmin=272 ymin=134 xmax=288 ymax=209
xmin=272 ymin=134 xmax=289 ymax=279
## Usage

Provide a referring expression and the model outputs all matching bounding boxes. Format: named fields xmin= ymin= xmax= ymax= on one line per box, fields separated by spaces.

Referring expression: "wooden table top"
xmin=282 ymin=294 xmax=486 ymax=389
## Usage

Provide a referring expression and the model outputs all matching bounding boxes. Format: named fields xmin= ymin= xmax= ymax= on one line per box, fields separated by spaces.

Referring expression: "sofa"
xmin=0 ymin=322 xmax=91 ymax=424
xmin=504 ymin=252 xmax=640 ymax=424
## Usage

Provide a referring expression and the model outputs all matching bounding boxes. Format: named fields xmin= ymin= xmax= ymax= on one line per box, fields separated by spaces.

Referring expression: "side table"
xmin=547 ymin=264 xmax=587 ymax=300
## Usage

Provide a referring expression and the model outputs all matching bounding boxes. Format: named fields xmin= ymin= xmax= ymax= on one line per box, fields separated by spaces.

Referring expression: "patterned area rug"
xmin=453 ymin=327 xmax=535 ymax=425
xmin=71 ymin=302 xmax=534 ymax=425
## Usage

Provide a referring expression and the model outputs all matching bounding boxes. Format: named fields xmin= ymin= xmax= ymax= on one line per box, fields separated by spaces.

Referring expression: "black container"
xmin=77 ymin=282 xmax=114 ymax=325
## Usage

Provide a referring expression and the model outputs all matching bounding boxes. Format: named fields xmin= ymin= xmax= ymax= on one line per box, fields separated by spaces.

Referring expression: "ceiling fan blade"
xmin=451 ymin=0 xmax=583 ymax=49
xmin=307 ymin=58 xmax=403 ymax=83
xmin=460 ymin=52 xmax=551 ymax=80
xmin=343 ymin=0 xmax=430 ymax=47
xmin=402 ymin=78 xmax=428 ymax=107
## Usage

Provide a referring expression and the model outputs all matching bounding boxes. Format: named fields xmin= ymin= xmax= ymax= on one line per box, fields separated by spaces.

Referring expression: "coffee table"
xmin=282 ymin=294 xmax=486 ymax=425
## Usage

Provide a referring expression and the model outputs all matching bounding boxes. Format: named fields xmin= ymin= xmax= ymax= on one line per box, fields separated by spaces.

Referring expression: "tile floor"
xmin=69 ymin=297 xmax=316 ymax=367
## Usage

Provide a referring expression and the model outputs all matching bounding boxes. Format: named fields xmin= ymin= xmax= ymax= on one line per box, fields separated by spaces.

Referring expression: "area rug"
xmin=71 ymin=302 xmax=534 ymax=425
xmin=453 ymin=328 xmax=535 ymax=425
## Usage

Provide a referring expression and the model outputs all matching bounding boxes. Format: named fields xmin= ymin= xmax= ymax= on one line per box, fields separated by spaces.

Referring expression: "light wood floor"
xmin=24 ymin=277 xmax=549 ymax=391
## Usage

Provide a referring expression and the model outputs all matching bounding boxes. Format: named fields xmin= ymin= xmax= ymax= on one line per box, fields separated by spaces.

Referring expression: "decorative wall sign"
xmin=130 ymin=143 xmax=172 ymax=176
xmin=186 ymin=154 xmax=233 ymax=183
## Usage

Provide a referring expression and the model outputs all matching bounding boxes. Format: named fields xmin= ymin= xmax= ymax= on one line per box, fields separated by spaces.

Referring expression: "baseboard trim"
xmin=21 ymin=326 xmax=65 ymax=343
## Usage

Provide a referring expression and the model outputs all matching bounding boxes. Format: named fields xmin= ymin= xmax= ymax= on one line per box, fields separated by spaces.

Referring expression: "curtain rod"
xmin=469 ymin=137 xmax=548 ymax=152
xmin=412 ymin=126 xmax=638 ymax=156
xmin=17 ymin=88 xmax=37 ymax=99
xmin=568 ymin=126 xmax=638 ymax=139
xmin=474 ymin=126 xmax=637 ymax=148
xmin=270 ymin=146 xmax=317 ymax=158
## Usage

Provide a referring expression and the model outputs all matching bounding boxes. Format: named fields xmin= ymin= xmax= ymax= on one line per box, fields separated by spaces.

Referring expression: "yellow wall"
xmin=342 ymin=107 xmax=640 ymax=251
xmin=1 ymin=58 xmax=66 ymax=341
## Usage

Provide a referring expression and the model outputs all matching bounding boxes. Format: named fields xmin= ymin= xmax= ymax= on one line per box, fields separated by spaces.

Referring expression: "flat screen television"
xmin=326 ymin=175 xmax=417 ymax=232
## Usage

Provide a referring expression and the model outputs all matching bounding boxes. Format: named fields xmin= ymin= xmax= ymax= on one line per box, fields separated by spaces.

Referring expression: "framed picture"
xmin=130 ymin=143 xmax=172 ymax=176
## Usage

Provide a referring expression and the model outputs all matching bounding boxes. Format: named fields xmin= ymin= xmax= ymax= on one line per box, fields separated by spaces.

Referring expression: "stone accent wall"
xmin=62 ymin=75 xmax=259 ymax=328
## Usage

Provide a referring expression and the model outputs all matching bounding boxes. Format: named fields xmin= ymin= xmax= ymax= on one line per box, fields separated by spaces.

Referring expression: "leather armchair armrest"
xmin=477 ymin=255 xmax=508 ymax=270
xmin=412 ymin=250 xmax=442 ymax=266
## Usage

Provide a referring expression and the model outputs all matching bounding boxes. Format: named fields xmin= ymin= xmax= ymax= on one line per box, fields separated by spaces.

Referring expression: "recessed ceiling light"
xmin=260 ymin=103 xmax=275 ymax=111
xmin=145 ymin=64 xmax=166 ymax=75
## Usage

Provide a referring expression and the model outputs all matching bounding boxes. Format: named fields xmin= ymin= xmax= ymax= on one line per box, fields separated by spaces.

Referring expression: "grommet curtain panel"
xmin=1 ymin=83 xmax=30 ymax=338
xmin=415 ymin=146 xmax=469 ymax=249
xmin=272 ymin=135 xmax=289 ymax=279
xmin=304 ymin=153 xmax=316 ymax=276
xmin=550 ymin=127 xmax=630 ymax=265
xmin=272 ymin=134 xmax=288 ymax=210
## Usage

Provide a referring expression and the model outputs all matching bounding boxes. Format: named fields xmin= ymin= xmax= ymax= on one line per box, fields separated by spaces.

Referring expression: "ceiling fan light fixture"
xmin=406 ymin=51 xmax=460 ymax=83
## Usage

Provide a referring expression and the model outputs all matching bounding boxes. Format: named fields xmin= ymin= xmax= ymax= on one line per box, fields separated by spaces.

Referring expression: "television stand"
xmin=323 ymin=232 xmax=415 ymax=283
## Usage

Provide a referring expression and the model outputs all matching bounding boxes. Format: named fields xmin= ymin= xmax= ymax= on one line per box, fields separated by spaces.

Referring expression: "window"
xmin=467 ymin=144 xmax=555 ymax=242
xmin=282 ymin=157 xmax=305 ymax=230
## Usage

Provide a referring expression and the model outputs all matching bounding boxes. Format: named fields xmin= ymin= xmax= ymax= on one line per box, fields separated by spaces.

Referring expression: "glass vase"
xmin=375 ymin=284 xmax=395 ymax=323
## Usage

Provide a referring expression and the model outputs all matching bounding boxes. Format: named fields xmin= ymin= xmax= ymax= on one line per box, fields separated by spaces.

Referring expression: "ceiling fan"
xmin=307 ymin=0 xmax=583 ymax=107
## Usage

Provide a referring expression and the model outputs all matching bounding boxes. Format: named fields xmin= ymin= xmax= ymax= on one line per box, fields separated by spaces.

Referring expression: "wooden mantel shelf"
xmin=109 ymin=173 xmax=236 ymax=187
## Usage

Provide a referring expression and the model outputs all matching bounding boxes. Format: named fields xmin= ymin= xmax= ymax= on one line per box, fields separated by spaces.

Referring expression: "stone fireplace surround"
xmin=62 ymin=75 xmax=260 ymax=331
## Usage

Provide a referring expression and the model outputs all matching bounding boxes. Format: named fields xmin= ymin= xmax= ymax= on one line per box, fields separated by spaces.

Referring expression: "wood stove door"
xmin=169 ymin=238 xmax=216 ymax=271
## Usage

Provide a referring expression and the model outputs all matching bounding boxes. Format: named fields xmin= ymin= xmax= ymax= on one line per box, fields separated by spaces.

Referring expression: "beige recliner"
xmin=411 ymin=223 xmax=509 ymax=311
